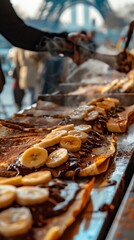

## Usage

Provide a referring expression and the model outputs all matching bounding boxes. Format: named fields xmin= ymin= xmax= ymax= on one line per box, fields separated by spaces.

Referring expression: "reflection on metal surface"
xmin=106 ymin=175 xmax=134 ymax=240
xmin=61 ymin=123 xmax=134 ymax=240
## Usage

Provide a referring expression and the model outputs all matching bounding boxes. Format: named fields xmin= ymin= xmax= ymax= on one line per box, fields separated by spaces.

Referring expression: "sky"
xmin=11 ymin=0 xmax=43 ymax=18
xmin=11 ymin=0 xmax=134 ymax=27
xmin=11 ymin=0 xmax=134 ymax=16
xmin=109 ymin=0 xmax=134 ymax=10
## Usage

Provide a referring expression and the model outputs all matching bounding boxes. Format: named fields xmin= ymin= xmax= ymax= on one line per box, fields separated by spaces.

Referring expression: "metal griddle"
xmin=37 ymin=93 xmax=134 ymax=240
xmin=2 ymin=93 xmax=133 ymax=239
xmin=106 ymin=174 xmax=134 ymax=240
xmin=59 ymin=124 xmax=134 ymax=240
xmin=38 ymin=93 xmax=134 ymax=106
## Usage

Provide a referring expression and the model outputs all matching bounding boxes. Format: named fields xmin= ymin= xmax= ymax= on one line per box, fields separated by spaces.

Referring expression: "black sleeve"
xmin=0 ymin=61 xmax=5 ymax=93
xmin=0 ymin=0 xmax=68 ymax=52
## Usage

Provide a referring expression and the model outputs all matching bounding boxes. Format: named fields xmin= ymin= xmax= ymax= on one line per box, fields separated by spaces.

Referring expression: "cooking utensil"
xmin=43 ymin=20 xmax=134 ymax=74
xmin=48 ymin=37 xmax=134 ymax=73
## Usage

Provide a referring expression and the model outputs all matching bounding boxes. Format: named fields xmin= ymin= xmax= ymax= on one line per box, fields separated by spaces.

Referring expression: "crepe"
xmin=1 ymin=129 xmax=116 ymax=179
xmin=100 ymin=77 xmax=134 ymax=93
xmin=0 ymin=178 xmax=94 ymax=240
xmin=106 ymin=105 xmax=134 ymax=133
xmin=66 ymin=97 xmax=134 ymax=133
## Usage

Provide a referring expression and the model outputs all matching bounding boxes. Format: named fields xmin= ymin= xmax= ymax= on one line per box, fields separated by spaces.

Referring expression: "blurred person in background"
xmin=8 ymin=47 xmax=25 ymax=110
xmin=0 ymin=0 xmax=87 ymax=94
xmin=87 ymin=30 xmax=97 ymax=52
xmin=42 ymin=56 xmax=65 ymax=94
xmin=9 ymin=48 xmax=44 ymax=110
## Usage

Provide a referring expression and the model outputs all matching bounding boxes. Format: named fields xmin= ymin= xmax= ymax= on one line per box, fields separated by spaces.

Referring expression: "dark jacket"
xmin=0 ymin=60 xmax=5 ymax=93
xmin=0 ymin=0 xmax=67 ymax=92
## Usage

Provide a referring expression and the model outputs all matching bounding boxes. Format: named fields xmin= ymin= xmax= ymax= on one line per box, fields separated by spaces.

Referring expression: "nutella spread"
xmin=8 ymin=131 xmax=107 ymax=178
xmin=0 ymin=179 xmax=81 ymax=240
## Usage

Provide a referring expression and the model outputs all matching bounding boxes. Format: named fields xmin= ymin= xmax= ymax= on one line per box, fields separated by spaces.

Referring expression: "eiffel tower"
xmin=34 ymin=0 xmax=125 ymax=31
xmin=37 ymin=0 xmax=109 ymax=29
xmin=38 ymin=0 xmax=111 ymax=21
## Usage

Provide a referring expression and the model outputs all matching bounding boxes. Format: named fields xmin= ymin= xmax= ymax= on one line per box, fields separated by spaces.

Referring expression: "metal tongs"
xmin=47 ymin=20 xmax=134 ymax=74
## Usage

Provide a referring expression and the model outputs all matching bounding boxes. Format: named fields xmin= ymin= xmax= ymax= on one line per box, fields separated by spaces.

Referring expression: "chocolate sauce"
xmin=8 ymin=131 xmax=106 ymax=178
xmin=0 ymin=179 xmax=81 ymax=240
xmin=62 ymin=105 xmax=125 ymax=134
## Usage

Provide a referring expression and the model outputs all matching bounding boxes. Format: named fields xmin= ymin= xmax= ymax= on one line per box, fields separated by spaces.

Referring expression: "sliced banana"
xmin=88 ymin=97 xmax=104 ymax=105
xmin=105 ymin=97 xmax=119 ymax=105
xmin=96 ymin=101 xmax=113 ymax=110
xmin=0 ymin=207 xmax=33 ymax=237
xmin=0 ymin=185 xmax=16 ymax=209
xmin=74 ymin=124 xmax=92 ymax=133
xmin=46 ymin=148 xmax=69 ymax=168
xmin=77 ymin=105 xmax=95 ymax=112
xmin=104 ymin=100 xmax=115 ymax=108
xmin=22 ymin=171 xmax=52 ymax=186
xmin=68 ymin=130 xmax=88 ymax=143
xmin=48 ymin=129 xmax=67 ymax=137
xmin=0 ymin=176 xmax=22 ymax=186
xmin=20 ymin=147 xmax=48 ymax=169
xmin=84 ymin=110 xmax=99 ymax=121
xmin=52 ymin=124 xmax=74 ymax=132
xmin=0 ymin=177 xmax=5 ymax=180
xmin=44 ymin=226 xmax=60 ymax=240
xmin=16 ymin=186 xmax=49 ymax=205
xmin=94 ymin=106 xmax=106 ymax=115
xmin=69 ymin=110 xmax=87 ymax=120
xmin=60 ymin=135 xmax=81 ymax=152
xmin=51 ymin=129 xmax=68 ymax=136
xmin=36 ymin=132 xmax=62 ymax=148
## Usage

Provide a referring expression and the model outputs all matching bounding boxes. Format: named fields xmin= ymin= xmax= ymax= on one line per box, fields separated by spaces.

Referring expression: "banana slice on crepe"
xmin=46 ymin=148 xmax=69 ymax=168
xmin=94 ymin=106 xmax=106 ymax=115
xmin=88 ymin=96 xmax=104 ymax=105
xmin=0 ymin=176 xmax=22 ymax=186
xmin=68 ymin=130 xmax=88 ymax=143
xmin=84 ymin=111 xmax=99 ymax=121
xmin=96 ymin=101 xmax=114 ymax=110
xmin=48 ymin=129 xmax=67 ymax=137
xmin=20 ymin=147 xmax=48 ymax=169
xmin=22 ymin=171 xmax=52 ymax=186
xmin=69 ymin=110 xmax=87 ymax=120
xmin=52 ymin=124 xmax=74 ymax=132
xmin=16 ymin=186 xmax=49 ymax=205
xmin=60 ymin=135 xmax=81 ymax=152
xmin=0 ymin=185 xmax=16 ymax=208
xmin=105 ymin=97 xmax=119 ymax=105
xmin=74 ymin=124 xmax=92 ymax=133
xmin=44 ymin=226 xmax=60 ymax=240
xmin=36 ymin=130 xmax=66 ymax=148
xmin=76 ymin=105 xmax=95 ymax=112
xmin=0 ymin=207 xmax=33 ymax=237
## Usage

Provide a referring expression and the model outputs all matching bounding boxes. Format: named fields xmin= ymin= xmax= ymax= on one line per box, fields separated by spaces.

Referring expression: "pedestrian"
xmin=8 ymin=47 xmax=25 ymax=110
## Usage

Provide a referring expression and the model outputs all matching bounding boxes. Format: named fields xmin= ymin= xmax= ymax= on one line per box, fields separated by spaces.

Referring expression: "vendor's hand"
xmin=67 ymin=32 xmax=88 ymax=65
xmin=51 ymin=33 xmax=88 ymax=65
xmin=67 ymin=32 xmax=88 ymax=44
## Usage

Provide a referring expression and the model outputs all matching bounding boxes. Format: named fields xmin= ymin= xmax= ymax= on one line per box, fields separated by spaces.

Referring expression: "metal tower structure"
xmin=36 ymin=0 xmax=113 ymax=31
